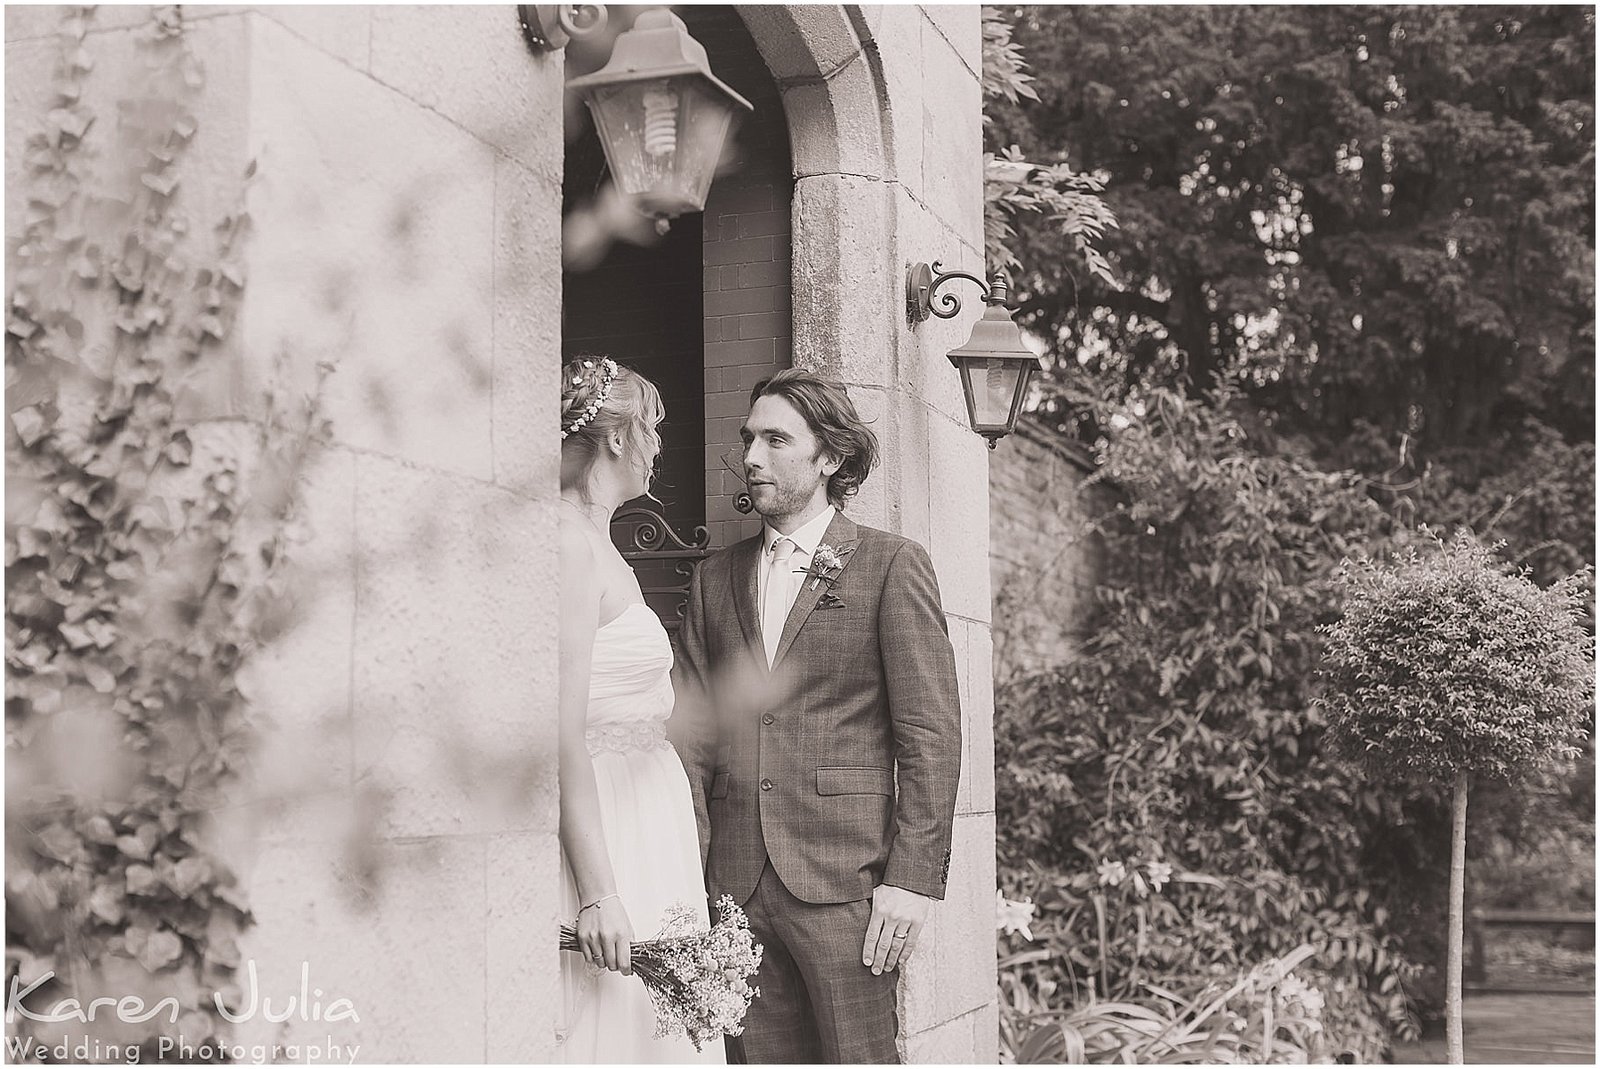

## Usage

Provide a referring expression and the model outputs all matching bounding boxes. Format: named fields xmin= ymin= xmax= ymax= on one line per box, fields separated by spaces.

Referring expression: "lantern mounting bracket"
xmin=518 ymin=4 xmax=608 ymax=53
xmin=906 ymin=261 xmax=1008 ymax=326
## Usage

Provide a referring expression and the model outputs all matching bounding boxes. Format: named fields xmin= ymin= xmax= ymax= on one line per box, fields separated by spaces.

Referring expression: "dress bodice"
xmin=587 ymin=602 xmax=674 ymax=730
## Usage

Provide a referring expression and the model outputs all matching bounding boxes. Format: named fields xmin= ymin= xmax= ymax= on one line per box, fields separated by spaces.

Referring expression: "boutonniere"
xmin=799 ymin=543 xmax=852 ymax=591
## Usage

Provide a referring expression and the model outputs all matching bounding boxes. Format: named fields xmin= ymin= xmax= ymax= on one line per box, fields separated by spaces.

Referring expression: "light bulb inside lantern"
xmin=642 ymin=82 xmax=678 ymax=158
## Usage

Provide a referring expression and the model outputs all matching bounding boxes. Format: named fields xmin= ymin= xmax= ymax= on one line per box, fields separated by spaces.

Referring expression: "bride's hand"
xmin=578 ymin=896 xmax=635 ymax=975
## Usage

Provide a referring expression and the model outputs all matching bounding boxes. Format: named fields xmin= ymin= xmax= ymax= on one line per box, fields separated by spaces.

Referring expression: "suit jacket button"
xmin=760 ymin=778 xmax=774 ymax=791
xmin=762 ymin=714 xmax=775 ymax=725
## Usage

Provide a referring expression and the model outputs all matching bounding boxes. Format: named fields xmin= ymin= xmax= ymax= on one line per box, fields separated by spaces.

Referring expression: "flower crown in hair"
xmin=561 ymin=358 xmax=619 ymax=440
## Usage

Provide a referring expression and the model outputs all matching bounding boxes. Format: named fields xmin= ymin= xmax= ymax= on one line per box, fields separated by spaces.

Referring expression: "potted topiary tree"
xmin=1317 ymin=530 xmax=1592 ymax=1064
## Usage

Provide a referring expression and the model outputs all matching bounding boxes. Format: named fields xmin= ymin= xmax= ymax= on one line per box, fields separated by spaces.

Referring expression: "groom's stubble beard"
xmin=747 ymin=454 xmax=831 ymax=527
xmin=749 ymin=480 xmax=811 ymax=524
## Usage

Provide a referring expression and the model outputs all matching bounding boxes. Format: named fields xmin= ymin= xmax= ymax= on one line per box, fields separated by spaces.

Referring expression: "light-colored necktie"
xmin=761 ymin=538 xmax=796 ymax=665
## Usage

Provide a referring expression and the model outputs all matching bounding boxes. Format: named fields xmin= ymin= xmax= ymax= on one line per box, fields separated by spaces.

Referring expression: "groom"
xmin=672 ymin=369 xmax=963 ymax=1064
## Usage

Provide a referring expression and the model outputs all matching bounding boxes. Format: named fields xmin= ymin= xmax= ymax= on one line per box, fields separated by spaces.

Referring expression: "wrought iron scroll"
xmin=611 ymin=505 xmax=712 ymax=635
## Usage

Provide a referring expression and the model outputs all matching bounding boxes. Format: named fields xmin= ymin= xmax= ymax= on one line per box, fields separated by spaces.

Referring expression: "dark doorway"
xmin=561 ymin=10 xmax=709 ymax=630
xmin=561 ymin=106 xmax=707 ymax=538
xmin=560 ymin=6 xmax=791 ymax=629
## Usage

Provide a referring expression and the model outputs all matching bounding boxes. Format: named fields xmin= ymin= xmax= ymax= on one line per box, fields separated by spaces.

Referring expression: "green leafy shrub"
xmin=1318 ymin=532 xmax=1592 ymax=783
xmin=1317 ymin=530 xmax=1592 ymax=1061
xmin=1003 ymin=944 xmax=1339 ymax=1064
xmin=996 ymin=374 xmax=1428 ymax=1060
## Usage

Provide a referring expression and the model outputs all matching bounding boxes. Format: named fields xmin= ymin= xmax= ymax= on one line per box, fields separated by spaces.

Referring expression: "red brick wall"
xmin=560 ymin=218 xmax=707 ymax=528
xmin=686 ymin=7 xmax=792 ymax=550
xmin=988 ymin=416 xmax=1109 ymax=683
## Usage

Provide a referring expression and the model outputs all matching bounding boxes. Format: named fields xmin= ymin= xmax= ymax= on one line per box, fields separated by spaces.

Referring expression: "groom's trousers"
xmin=731 ymin=860 xmax=900 ymax=1064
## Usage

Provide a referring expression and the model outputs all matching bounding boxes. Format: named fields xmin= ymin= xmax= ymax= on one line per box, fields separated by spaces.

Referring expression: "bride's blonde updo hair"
xmin=559 ymin=355 xmax=664 ymax=496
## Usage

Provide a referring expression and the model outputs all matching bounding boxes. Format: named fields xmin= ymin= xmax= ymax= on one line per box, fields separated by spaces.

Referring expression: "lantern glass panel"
xmin=965 ymin=358 xmax=1026 ymax=431
xmin=585 ymin=78 xmax=738 ymax=219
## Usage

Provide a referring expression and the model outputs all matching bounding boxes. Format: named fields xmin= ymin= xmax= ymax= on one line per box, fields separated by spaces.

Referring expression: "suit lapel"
xmin=728 ymin=536 xmax=765 ymax=668
xmin=772 ymin=512 xmax=858 ymax=669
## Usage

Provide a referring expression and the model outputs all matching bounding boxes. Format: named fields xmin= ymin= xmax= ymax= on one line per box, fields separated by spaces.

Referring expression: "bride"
xmin=555 ymin=356 xmax=724 ymax=1064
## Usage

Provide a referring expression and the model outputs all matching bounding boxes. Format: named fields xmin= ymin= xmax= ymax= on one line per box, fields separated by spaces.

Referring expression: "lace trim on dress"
xmin=584 ymin=722 xmax=670 ymax=757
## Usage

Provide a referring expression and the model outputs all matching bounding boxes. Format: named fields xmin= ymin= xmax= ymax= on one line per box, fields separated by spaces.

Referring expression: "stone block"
xmin=892 ymin=189 xmax=983 ymax=430
xmin=926 ymin=410 xmax=992 ymax=623
xmin=7 ymin=12 xmax=252 ymax=390
xmin=4 ymin=37 xmax=55 ymax=248
xmin=242 ymin=15 xmax=496 ymax=477
xmin=255 ymin=5 xmax=371 ymax=71
xmin=891 ymin=391 xmax=934 ymax=548
xmin=487 ymin=832 xmax=562 ymax=1062
xmin=351 ymin=457 xmax=558 ymax=839
xmin=963 ymin=625 xmax=997 ymax=814
xmin=232 ymin=837 xmax=487 ymax=1061
xmin=920 ymin=6 xmax=982 ymax=79
xmin=370 ymin=5 xmax=560 ymax=177
xmin=934 ymin=814 xmax=998 ymax=1021
xmin=6 ymin=5 xmax=69 ymax=41
xmin=897 ymin=895 xmax=942 ymax=1035
xmin=950 ymin=620 xmax=974 ymax=816
xmin=837 ymin=383 xmax=891 ymax=532
xmin=792 ymin=173 xmax=897 ymax=390
xmin=6 ymin=5 xmax=157 ymax=42
xmin=870 ymin=5 xmax=926 ymax=197
xmin=492 ymin=155 xmax=562 ymax=498
xmin=919 ymin=23 xmax=983 ymax=242
xmin=783 ymin=57 xmax=890 ymax=181
xmin=907 ymin=1007 xmax=979 ymax=1064
xmin=974 ymin=1000 xmax=1001 ymax=1063
xmin=738 ymin=5 xmax=863 ymax=84
xmin=233 ymin=445 xmax=358 ymax=849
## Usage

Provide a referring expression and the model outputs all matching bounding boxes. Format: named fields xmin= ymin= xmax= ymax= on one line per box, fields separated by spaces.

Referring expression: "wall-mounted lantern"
xmin=521 ymin=5 xmax=752 ymax=231
xmin=906 ymin=262 xmax=1042 ymax=449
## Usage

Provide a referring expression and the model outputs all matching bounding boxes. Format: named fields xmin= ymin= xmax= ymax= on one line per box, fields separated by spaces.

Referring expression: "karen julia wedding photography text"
xmin=6 ymin=959 xmax=360 ymax=1064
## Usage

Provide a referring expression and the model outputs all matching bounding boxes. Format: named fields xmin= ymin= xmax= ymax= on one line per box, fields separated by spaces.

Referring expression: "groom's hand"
xmin=863 ymin=883 xmax=931 ymax=975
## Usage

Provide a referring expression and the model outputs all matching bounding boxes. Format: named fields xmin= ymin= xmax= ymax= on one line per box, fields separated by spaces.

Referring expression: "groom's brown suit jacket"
xmin=671 ymin=511 xmax=962 ymax=905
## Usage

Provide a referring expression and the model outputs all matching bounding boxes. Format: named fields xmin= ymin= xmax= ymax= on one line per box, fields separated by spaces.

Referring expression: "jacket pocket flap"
xmin=816 ymin=766 xmax=894 ymax=796
xmin=710 ymin=771 xmax=731 ymax=799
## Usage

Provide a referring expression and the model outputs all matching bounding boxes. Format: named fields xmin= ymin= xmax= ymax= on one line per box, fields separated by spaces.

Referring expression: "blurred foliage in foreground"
xmin=6 ymin=7 xmax=324 ymax=1055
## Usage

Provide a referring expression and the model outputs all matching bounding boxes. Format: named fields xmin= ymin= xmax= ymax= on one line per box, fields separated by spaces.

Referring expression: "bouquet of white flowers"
xmin=560 ymin=894 xmax=764 ymax=1051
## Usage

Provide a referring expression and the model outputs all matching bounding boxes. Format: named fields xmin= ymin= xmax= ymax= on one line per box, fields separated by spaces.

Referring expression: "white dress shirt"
xmin=758 ymin=506 xmax=839 ymax=662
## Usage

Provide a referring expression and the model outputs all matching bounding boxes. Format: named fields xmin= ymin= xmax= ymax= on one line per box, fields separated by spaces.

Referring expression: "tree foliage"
xmin=996 ymin=375 xmax=1430 ymax=1059
xmin=1318 ymin=531 xmax=1592 ymax=783
xmin=989 ymin=5 xmax=1594 ymax=462
xmin=981 ymin=7 xmax=1119 ymax=286
xmin=984 ymin=4 xmax=1595 ymax=1037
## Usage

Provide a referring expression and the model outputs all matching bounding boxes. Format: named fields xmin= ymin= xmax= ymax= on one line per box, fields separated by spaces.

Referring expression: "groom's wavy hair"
xmin=749 ymin=369 xmax=879 ymax=507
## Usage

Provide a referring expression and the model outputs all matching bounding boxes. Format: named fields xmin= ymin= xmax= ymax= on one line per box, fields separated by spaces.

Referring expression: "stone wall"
xmin=7 ymin=5 xmax=567 ymax=1061
xmin=988 ymin=416 xmax=1109 ymax=685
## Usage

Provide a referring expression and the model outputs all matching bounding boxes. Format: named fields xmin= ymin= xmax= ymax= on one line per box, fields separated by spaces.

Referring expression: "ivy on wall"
xmin=6 ymin=5 xmax=326 ymax=1051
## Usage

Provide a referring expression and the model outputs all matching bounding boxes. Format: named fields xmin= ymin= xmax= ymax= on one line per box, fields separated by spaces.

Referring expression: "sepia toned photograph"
xmin=4 ymin=3 xmax=1593 ymax=1065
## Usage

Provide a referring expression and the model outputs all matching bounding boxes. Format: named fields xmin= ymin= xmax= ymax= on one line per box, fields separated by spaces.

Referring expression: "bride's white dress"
xmin=557 ymin=602 xmax=725 ymax=1064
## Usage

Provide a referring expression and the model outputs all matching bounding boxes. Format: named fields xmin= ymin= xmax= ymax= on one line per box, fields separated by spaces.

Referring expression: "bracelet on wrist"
xmin=579 ymin=891 xmax=620 ymax=914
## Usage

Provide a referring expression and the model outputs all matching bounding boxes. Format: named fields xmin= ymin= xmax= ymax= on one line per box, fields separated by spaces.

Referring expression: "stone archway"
xmin=736 ymin=6 xmax=899 ymax=397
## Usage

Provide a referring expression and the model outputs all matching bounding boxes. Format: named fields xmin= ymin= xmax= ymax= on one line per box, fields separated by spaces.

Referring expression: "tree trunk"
xmin=1446 ymin=770 xmax=1469 ymax=1064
